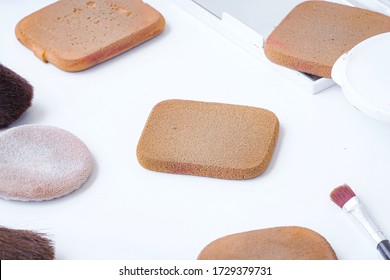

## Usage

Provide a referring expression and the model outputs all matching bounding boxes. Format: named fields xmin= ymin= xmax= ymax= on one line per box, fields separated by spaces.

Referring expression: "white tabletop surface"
xmin=1 ymin=0 xmax=390 ymax=260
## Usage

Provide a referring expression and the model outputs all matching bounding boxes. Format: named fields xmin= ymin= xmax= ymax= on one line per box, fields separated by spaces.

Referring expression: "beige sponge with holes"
xmin=137 ymin=99 xmax=279 ymax=180
xmin=198 ymin=226 xmax=337 ymax=260
xmin=15 ymin=0 xmax=165 ymax=71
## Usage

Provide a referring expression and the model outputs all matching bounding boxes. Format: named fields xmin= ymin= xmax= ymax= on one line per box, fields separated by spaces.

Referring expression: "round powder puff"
xmin=198 ymin=226 xmax=337 ymax=260
xmin=0 ymin=125 xmax=93 ymax=201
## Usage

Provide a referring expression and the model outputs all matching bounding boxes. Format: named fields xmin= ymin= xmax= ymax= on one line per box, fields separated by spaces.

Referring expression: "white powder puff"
xmin=0 ymin=125 xmax=93 ymax=201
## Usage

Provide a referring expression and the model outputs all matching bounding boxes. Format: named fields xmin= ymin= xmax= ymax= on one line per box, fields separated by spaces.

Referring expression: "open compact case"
xmin=175 ymin=1 xmax=390 ymax=90
xmin=175 ymin=0 xmax=390 ymax=122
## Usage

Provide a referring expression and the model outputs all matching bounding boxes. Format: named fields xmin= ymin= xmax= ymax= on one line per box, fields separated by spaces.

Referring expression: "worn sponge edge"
xmin=15 ymin=0 xmax=165 ymax=72
xmin=264 ymin=1 xmax=390 ymax=78
xmin=137 ymin=99 xmax=279 ymax=180
xmin=198 ymin=226 xmax=338 ymax=260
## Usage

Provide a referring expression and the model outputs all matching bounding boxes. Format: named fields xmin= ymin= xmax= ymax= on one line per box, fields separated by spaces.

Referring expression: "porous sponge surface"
xmin=15 ymin=0 xmax=165 ymax=71
xmin=197 ymin=226 xmax=338 ymax=260
xmin=137 ymin=99 xmax=279 ymax=180
xmin=264 ymin=1 xmax=390 ymax=78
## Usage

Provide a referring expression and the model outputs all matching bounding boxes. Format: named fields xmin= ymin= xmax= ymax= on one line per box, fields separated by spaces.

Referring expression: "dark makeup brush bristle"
xmin=0 ymin=227 xmax=55 ymax=260
xmin=0 ymin=64 xmax=33 ymax=128
xmin=330 ymin=184 xmax=356 ymax=208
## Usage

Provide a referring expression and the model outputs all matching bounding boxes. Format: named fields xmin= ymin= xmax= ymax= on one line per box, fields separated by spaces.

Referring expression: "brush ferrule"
xmin=343 ymin=196 xmax=386 ymax=244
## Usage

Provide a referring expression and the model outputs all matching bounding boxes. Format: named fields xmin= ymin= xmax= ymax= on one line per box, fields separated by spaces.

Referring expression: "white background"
xmin=1 ymin=0 xmax=390 ymax=260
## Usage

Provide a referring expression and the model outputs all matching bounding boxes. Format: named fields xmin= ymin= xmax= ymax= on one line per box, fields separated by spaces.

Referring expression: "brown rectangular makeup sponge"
xmin=137 ymin=100 xmax=279 ymax=180
xmin=197 ymin=226 xmax=337 ymax=260
xmin=264 ymin=1 xmax=390 ymax=78
xmin=15 ymin=0 xmax=165 ymax=71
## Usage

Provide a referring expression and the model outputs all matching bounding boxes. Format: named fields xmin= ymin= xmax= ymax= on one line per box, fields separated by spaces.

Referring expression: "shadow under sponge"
xmin=137 ymin=99 xmax=279 ymax=180
xmin=0 ymin=125 xmax=93 ymax=201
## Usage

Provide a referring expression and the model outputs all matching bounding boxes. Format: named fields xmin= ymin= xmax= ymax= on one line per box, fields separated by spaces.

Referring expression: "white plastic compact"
xmin=332 ymin=32 xmax=390 ymax=122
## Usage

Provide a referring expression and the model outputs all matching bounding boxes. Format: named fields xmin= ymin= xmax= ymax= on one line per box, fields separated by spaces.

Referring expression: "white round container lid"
xmin=331 ymin=32 xmax=390 ymax=122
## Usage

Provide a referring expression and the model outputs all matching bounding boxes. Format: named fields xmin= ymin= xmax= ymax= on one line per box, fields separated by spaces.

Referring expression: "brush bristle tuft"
xmin=0 ymin=64 xmax=33 ymax=128
xmin=330 ymin=184 xmax=356 ymax=208
xmin=0 ymin=227 xmax=55 ymax=260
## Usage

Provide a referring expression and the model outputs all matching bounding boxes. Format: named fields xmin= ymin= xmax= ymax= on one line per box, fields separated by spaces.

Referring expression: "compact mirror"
xmin=192 ymin=0 xmax=304 ymax=37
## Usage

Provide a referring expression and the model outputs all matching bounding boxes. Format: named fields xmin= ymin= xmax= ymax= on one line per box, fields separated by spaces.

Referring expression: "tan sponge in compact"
xmin=137 ymin=99 xmax=279 ymax=180
xmin=15 ymin=0 xmax=165 ymax=71
xmin=198 ymin=226 xmax=337 ymax=260
xmin=264 ymin=1 xmax=390 ymax=78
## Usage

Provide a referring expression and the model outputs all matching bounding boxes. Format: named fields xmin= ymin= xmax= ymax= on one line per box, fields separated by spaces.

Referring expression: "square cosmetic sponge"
xmin=15 ymin=0 xmax=165 ymax=71
xmin=137 ymin=100 xmax=279 ymax=180
xmin=264 ymin=1 xmax=390 ymax=78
